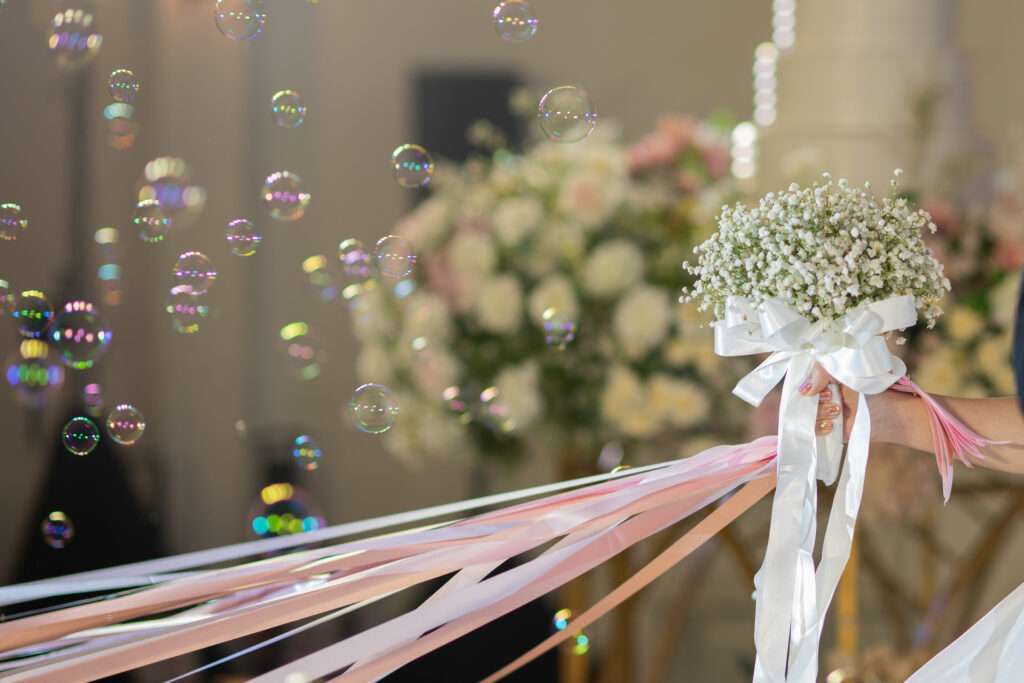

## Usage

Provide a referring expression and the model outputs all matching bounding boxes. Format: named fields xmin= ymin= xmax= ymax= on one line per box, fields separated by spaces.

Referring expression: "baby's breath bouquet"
xmin=683 ymin=172 xmax=951 ymax=327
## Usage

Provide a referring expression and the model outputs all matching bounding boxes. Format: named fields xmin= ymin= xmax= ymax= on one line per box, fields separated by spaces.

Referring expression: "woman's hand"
xmin=798 ymin=362 xmax=908 ymax=444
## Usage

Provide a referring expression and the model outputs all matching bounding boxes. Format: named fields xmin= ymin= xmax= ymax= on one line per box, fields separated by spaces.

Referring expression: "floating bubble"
xmin=106 ymin=403 xmax=145 ymax=446
xmin=263 ymin=171 xmax=310 ymax=221
xmin=214 ymin=0 xmax=266 ymax=40
xmin=5 ymin=340 xmax=64 ymax=408
xmin=272 ymin=89 xmax=306 ymax=128
xmin=537 ymin=86 xmax=597 ymax=143
xmin=301 ymin=255 xmax=338 ymax=301
xmin=165 ymin=285 xmax=209 ymax=334
xmin=542 ymin=307 xmax=577 ymax=350
xmin=12 ymin=290 xmax=53 ymax=339
xmin=553 ymin=608 xmax=572 ymax=631
xmin=374 ymin=235 xmax=416 ymax=279
xmin=42 ymin=511 xmax=74 ymax=548
xmin=50 ymin=300 xmax=112 ymax=370
xmin=0 ymin=203 xmax=28 ymax=241
xmin=442 ymin=385 xmax=474 ymax=425
xmin=280 ymin=322 xmax=324 ymax=380
xmin=133 ymin=199 xmax=171 ymax=244
xmin=226 ymin=218 xmax=261 ymax=256
xmin=250 ymin=483 xmax=325 ymax=538
xmin=291 ymin=434 xmax=322 ymax=471
xmin=83 ymin=382 xmax=104 ymax=417
xmin=480 ymin=385 xmax=516 ymax=432
xmin=108 ymin=68 xmax=139 ymax=103
xmin=173 ymin=251 xmax=217 ymax=295
xmin=104 ymin=102 xmax=138 ymax=150
xmin=62 ymin=416 xmax=100 ymax=456
xmin=138 ymin=157 xmax=206 ymax=227
xmin=348 ymin=383 xmax=399 ymax=434
xmin=572 ymin=633 xmax=590 ymax=656
xmin=0 ymin=278 xmax=12 ymax=315
xmin=338 ymin=238 xmax=373 ymax=283
xmin=47 ymin=8 xmax=102 ymax=70
xmin=492 ymin=1 xmax=538 ymax=42
xmin=596 ymin=441 xmax=624 ymax=472
xmin=391 ymin=144 xmax=434 ymax=188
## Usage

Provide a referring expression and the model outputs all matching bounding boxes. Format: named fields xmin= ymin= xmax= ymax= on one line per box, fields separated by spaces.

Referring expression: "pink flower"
xmin=627 ymin=132 xmax=680 ymax=173
xmin=995 ymin=238 xmax=1024 ymax=271
xmin=656 ymin=115 xmax=697 ymax=147
xmin=674 ymin=169 xmax=702 ymax=193
xmin=922 ymin=197 xmax=961 ymax=236
xmin=424 ymin=251 xmax=459 ymax=306
xmin=700 ymin=144 xmax=731 ymax=180
xmin=989 ymin=195 xmax=1024 ymax=241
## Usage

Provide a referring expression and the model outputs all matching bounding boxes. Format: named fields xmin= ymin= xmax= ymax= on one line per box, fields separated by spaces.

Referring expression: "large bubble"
xmin=50 ymin=300 xmax=112 ymax=370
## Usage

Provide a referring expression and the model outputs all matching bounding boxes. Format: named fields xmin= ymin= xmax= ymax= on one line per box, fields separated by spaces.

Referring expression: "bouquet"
xmin=350 ymin=114 xmax=747 ymax=467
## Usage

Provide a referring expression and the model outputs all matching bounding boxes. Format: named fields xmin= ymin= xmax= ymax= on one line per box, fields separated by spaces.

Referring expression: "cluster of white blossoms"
xmin=683 ymin=172 xmax=951 ymax=326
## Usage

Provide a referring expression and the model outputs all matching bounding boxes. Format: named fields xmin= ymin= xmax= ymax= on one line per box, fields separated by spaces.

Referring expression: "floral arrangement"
xmin=349 ymin=114 xmax=748 ymax=465
xmin=682 ymin=172 xmax=951 ymax=326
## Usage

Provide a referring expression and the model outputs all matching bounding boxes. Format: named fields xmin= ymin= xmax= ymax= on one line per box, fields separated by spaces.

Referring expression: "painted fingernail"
xmin=817 ymin=420 xmax=832 ymax=432
xmin=799 ymin=381 xmax=812 ymax=393
xmin=825 ymin=404 xmax=841 ymax=416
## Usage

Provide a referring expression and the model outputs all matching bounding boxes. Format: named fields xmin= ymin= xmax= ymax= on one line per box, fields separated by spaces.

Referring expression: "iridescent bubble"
xmin=0 ymin=203 xmax=28 ymax=241
xmin=348 ymin=383 xmax=399 ymax=434
xmin=62 ymin=416 xmax=100 ymax=456
xmin=301 ymin=255 xmax=338 ymax=301
xmin=480 ymin=385 xmax=516 ymax=432
xmin=106 ymin=403 xmax=145 ymax=446
xmin=374 ymin=235 xmax=416 ymax=279
xmin=492 ymin=1 xmax=538 ymax=42
xmin=47 ymin=8 xmax=102 ymax=70
xmin=596 ymin=441 xmax=624 ymax=472
xmin=83 ymin=382 xmax=104 ymax=418
xmin=391 ymin=144 xmax=434 ymax=188
xmin=263 ymin=171 xmax=310 ymax=221
xmin=164 ymin=285 xmax=209 ymax=334
xmin=226 ymin=218 xmax=261 ymax=256
xmin=280 ymin=322 xmax=324 ymax=380
xmin=542 ymin=307 xmax=577 ymax=350
xmin=104 ymin=102 xmax=138 ymax=151
xmin=12 ymin=290 xmax=53 ymax=339
xmin=0 ymin=278 xmax=11 ymax=315
xmin=272 ymin=89 xmax=306 ymax=128
xmin=250 ymin=483 xmax=325 ymax=538
xmin=337 ymin=238 xmax=373 ymax=283
xmin=537 ymin=86 xmax=597 ymax=143
xmin=291 ymin=434 xmax=322 ymax=471
xmin=553 ymin=608 xmax=572 ymax=631
xmin=5 ymin=340 xmax=64 ymax=408
xmin=133 ymin=199 xmax=171 ymax=244
xmin=572 ymin=633 xmax=590 ymax=656
xmin=173 ymin=251 xmax=217 ymax=294
xmin=214 ymin=0 xmax=266 ymax=41
xmin=442 ymin=385 xmax=474 ymax=425
xmin=138 ymin=157 xmax=206 ymax=227
xmin=50 ymin=300 xmax=112 ymax=370
xmin=41 ymin=511 xmax=74 ymax=548
xmin=108 ymin=68 xmax=140 ymax=103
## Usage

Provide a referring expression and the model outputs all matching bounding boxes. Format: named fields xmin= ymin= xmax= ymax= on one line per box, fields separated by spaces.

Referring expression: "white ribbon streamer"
xmin=715 ymin=294 xmax=915 ymax=683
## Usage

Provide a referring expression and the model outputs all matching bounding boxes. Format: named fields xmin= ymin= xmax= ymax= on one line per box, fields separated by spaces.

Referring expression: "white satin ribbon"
xmin=715 ymin=294 xmax=915 ymax=683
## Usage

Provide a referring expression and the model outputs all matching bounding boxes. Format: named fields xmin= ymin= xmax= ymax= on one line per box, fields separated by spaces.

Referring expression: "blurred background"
xmin=2 ymin=1 xmax=1024 ymax=681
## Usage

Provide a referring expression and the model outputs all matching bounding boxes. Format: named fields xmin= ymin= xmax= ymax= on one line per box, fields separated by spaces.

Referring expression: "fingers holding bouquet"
xmin=801 ymin=363 xmax=859 ymax=441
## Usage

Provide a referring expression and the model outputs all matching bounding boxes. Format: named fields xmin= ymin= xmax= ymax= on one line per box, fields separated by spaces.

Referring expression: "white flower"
xmin=492 ymin=196 xmax=544 ymax=248
xmin=410 ymin=346 xmax=461 ymax=398
xmin=449 ymin=230 xmax=498 ymax=311
xmin=474 ymin=275 xmax=524 ymax=334
xmin=648 ymin=375 xmax=709 ymax=429
xmin=557 ymin=169 xmax=625 ymax=230
xmin=945 ymin=306 xmax=986 ymax=343
xmin=528 ymin=273 xmax=580 ymax=326
xmin=914 ymin=346 xmax=964 ymax=395
xmin=348 ymin=283 xmax=397 ymax=341
xmin=581 ymin=240 xmax=645 ymax=299
xmin=530 ymin=221 xmax=585 ymax=277
xmin=401 ymin=291 xmax=453 ymax=343
xmin=355 ymin=345 xmax=395 ymax=385
xmin=613 ymin=286 xmax=671 ymax=359
xmin=976 ymin=334 xmax=1016 ymax=394
xmin=395 ymin=197 xmax=450 ymax=251
xmin=991 ymin=271 xmax=1023 ymax=328
xmin=601 ymin=364 xmax=660 ymax=438
xmin=494 ymin=361 xmax=543 ymax=430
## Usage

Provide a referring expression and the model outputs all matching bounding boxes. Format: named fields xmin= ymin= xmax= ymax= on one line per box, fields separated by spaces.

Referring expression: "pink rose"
xmin=627 ymin=132 xmax=680 ymax=173
xmin=989 ymin=195 xmax=1024 ymax=241
xmin=425 ymin=251 xmax=459 ymax=306
xmin=995 ymin=238 xmax=1024 ymax=271
xmin=700 ymin=144 xmax=731 ymax=180
xmin=656 ymin=115 xmax=697 ymax=147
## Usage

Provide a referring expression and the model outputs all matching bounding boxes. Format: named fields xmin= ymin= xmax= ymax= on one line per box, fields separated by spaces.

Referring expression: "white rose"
xmin=355 ymin=345 xmax=395 ymax=385
xmin=528 ymin=274 xmax=580 ymax=326
xmin=494 ymin=361 xmax=543 ymax=430
xmin=914 ymin=347 xmax=964 ymax=395
xmin=492 ymin=196 xmax=544 ymax=248
xmin=648 ymin=375 xmax=709 ymax=429
xmin=416 ymin=406 xmax=468 ymax=457
xmin=581 ymin=240 xmax=645 ymax=299
xmin=401 ymin=291 xmax=452 ymax=343
xmin=613 ymin=286 xmax=671 ymax=359
xmin=411 ymin=346 xmax=461 ymax=398
xmin=474 ymin=275 xmax=524 ymax=334
xmin=449 ymin=231 xmax=498 ymax=311
xmin=991 ymin=271 xmax=1022 ymax=328
xmin=600 ymin=365 xmax=660 ymax=438
xmin=395 ymin=196 xmax=450 ymax=251
xmin=528 ymin=221 xmax=585 ymax=278
xmin=557 ymin=170 xmax=625 ymax=230
xmin=945 ymin=306 xmax=986 ymax=343
xmin=348 ymin=283 xmax=397 ymax=341
xmin=976 ymin=334 xmax=1016 ymax=394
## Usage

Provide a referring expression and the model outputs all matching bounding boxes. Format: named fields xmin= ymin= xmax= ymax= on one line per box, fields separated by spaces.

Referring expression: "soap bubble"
xmin=165 ymin=285 xmax=209 ymax=334
xmin=280 ymin=322 xmax=324 ymax=380
xmin=108 ymin=68 xmax=139 ymax=103
xmin=301 ymin=255 xmax=338 ymax=301
xmin=263 ymin=171 xmax=310 ymax=221
xmin=134 ymin=199 xmax=171 ymax=244
xmin=226 ymin=218 xmax=262 ymax=256
xmin=106 ymin=403 xmax=145 ymax=446
xmin=42 ymin=511 xmax=74 ymax=548
xmin=12 ymin=290 xmax=53 ymax=339
xmin=0 ymin=203 xmax=28 ymax=241
xmin=537 ymin=86 xmax=597 ymax=143
xmin=62 ymin=416 xmax=100 ymax=456
xmin=214 ymin=0 xmax=266 ymax=40
xmin=480 ymin=385 xmax=516 ymax=432
xmin=374 ymin=235 xmax=416 ymax=279
xmin=291 ymin=434 xmax=322 ymax=471
xmin=250 ymin=483 xmax=325 ymax=538
xmin=173 ymin=251 xmax=217 ymax=295
xmin=542 ymin=307 xmax=577 ymax=350
xmin=5 ymin=341 xmax=64 ymax=408
xmin=272 ymin=89 xmax=306 ymax=128
xmin=391 ymin=144 xmax=434 ymax=188
xmin=83 ymin=382 xmax=104 ymax=417
xmin=442 ymin=385 xmax=474 ymax=424
xmin=47 ymin=8 xmax=102 ymax=70
xmin=572 ymin=633 xmax=590 ymax=656
xmin=338 ymin=238 xmax=373 ymax=282
xmin=104 ymin=102 xmax=138 ymax=150
xmin=138 ymin=157 xmax=206 ymax=228
xmin=0 ymin=278 xmax=11 ymax=315
xmin=50 ymin=300 xmax=112 ymax=370
xmin=348 ymin=383 xmax=399 ymax=434
xmin=553 ymin=608 xmax=572 ymax=631
xmin=493 ymin=1 xmax=538 ymax=42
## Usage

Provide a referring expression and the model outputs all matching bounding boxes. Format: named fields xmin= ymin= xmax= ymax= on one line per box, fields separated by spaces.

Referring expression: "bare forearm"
xmin=871 ymin=393 xmax=1024 ymax=474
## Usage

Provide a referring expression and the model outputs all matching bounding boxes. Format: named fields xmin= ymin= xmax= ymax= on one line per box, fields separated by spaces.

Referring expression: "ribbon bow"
xmin=715 ymin=294 xmax=916 ymax=683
